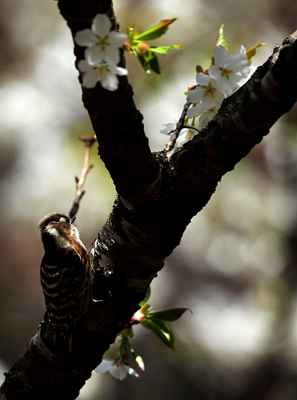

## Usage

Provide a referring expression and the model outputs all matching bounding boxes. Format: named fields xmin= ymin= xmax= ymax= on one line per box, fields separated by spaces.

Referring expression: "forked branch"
xmin=68 ymin=135 xmax=97 ymax=219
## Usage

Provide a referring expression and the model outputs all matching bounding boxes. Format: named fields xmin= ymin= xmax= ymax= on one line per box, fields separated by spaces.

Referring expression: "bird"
xmin=38 ymin=213 xmax=93 ymax=356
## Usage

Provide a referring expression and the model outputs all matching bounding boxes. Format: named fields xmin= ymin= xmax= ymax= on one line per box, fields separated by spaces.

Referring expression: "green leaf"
xmin=133 ymin=47 xmax=162 ymax=75
xmin=148 ymin=53 xmax=162 ymax=75
xmin=215 ymin=24 xmax=229 ymax=50
xmin=245 ymin=43 xmax=268 ymax=60
xmin=150 ymin=44 xmax=184 ymax=55
xmin=136 ymin=18 xmax=178 ymax=41
xmin=141 ymin=318 xmax=175 ymax=349
xmin=139 ymin=287 xmax=151 ymax=307
xmin=132 ymin=43 xmax=183 ymax=75
xmin=132 ymin=48 xmax=150 ymax=72
xmin=146 ymin=307 xmax=192 ymax=321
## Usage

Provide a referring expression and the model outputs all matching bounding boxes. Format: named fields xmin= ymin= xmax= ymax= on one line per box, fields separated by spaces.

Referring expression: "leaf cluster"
xmin=124 ymin=18 xmax=183 ymax=75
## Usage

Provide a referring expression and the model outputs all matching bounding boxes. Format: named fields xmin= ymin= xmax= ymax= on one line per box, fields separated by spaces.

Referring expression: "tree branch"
xmin=165 ymin=101 xmax=191 ymax=150
xmin=68 ymin=135 xmax=97 ymax=219
xmin=58 ymin=0 xmax=161 ymax=208
xmin=172 ymin=31 xmax=297 ymax=191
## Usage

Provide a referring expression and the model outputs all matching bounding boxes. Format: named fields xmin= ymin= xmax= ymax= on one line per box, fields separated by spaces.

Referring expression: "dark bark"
xmin=59 ymin=0 xmax=161 ymax=206
xmin=1 ymin=0 xmax=297 ymax=398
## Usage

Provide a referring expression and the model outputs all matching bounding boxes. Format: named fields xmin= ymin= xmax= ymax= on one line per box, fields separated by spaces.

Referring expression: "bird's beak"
xmin=70 ymin=216 xmax=76 ymax=224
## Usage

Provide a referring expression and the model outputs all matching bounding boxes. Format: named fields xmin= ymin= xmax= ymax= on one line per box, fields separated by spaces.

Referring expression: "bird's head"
xmin=38 ymin=213 xmax=79 ymax=250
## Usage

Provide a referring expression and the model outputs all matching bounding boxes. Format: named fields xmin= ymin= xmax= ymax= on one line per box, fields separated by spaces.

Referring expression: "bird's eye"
xmin=47 ymin=221 xmax=58 ymax=226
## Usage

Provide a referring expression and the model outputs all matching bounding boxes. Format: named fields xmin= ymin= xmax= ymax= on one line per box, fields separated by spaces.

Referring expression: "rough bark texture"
xmin=1 ymin=0 xmax=297 ymax=398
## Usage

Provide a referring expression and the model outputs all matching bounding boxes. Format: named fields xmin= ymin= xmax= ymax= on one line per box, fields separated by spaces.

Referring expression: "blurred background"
xmin=1 ymin=0 xmax=297 ymax=399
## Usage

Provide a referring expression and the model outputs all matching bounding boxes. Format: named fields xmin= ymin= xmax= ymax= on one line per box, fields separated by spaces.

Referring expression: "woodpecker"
xmin=38 ymin=213 xmax=93 ymax=355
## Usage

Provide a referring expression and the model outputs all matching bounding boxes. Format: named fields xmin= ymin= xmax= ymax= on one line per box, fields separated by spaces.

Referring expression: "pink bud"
xmin=115 ymin=359 xmax=122 ymax=368
xmin=136 ymin=356 xmax=145 ymax=371
xmin=133 ymin=310 xmax=145 ymax=322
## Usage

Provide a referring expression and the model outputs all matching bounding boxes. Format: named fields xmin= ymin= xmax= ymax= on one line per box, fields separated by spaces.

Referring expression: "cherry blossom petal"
xmin=103 ymin=49 xmax=120 ymax=65
xmin=109 ymin=65 xmax=128 ymax=76
xmin=201 ymin=90 xmax=224 ymax=110
xmin=82 ymin=69 xmax=100 ymax=89
xmin=92 ymin=14 xmax=111 ymax=37
xmin=77 ymin=59 xmax=93 ymax=73
xmin=240 ymin=45 xmax=247 ymax=53
xmin=94 ymin=360 xmax=114 ymax=374
xmin=228 ymin=73 xmax=242 ymax=88
xmin=85 ymin=46 xmax=120 ymax=65
xmin=228 ymin=52 xmax=248 ymax=71
xmin=75 ymin=29 xmax=97 ymax=46
xmin=109 ymin=366 xmax=128 ymax=380
xmin=95 ymin=360 xmax=129 ymax=380
xmin=100 ymin=65 xmax=127 ymax=91
xmin=85 ymin=46 xmax=105 ymax=65
xmin=100 ymin=70 xmax=119 ymax=91
xmin=175 ymin=129 xmax=196 ymax=148
xmin=187 ymin=85 xmax=204 ymax=103
xmin=196 ymin=72 xmax=210 ymax=86
xmin=199 ymin=108 xmax=218 ymax=129
xmin=108 ymin=31 xmax=128 ymax=48
xmin=160 ymin=123 xmax=176 ymax=135
xmin=236 ymin=66 xmax=256 ymax=88
xmin=216 ymin=78 xmax=234 ymax=95
xmin=78 ymin=53 xmax=127 ymax=91
xmin=94 ymin=359 xmax=139 ymax=380
xmin=208 ymin=65 xmax=222 ymax=81
xmin=213 ymin=45 xmax=229 ymax=65
xmin=187 ymin=103 xmax=204 ymax=119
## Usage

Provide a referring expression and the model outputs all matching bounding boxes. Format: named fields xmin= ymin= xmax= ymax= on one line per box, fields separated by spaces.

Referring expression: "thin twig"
xmin=68 ymin=135 xmax=97 ymax=219
xmin=165 ymin=101 xmax=191 ymax=151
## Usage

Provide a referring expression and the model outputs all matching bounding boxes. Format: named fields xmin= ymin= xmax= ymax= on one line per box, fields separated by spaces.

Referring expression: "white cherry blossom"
xmin=78 ymin=60 xmax=128 ymax=91
xmin=94 ymin=360 xmax=139 ymax=380
xmin=75 ymin=14 xmax=128 ymax=65
xmin=175 ymin=128 xmax=197 ymax=147
xmin=187 ymin=103 xmax=204 ymax=119
xmin=235 ymin=65 xmax=256 ymax=89
xmin=208 ymin=45 xmax=248 ymax=95
xmin=187 ymin=73 xmax=224 ymax=119
xmin=198 ymin=107 xmax=219 ymax=129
